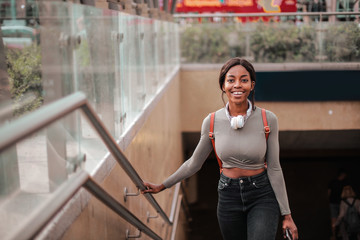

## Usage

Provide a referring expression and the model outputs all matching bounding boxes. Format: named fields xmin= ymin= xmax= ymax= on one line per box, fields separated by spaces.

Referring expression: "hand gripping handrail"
xmin=0 ymin=92 xmax=175 ymax=236
xmin=80 ymin=95 xmax=173 ymax=225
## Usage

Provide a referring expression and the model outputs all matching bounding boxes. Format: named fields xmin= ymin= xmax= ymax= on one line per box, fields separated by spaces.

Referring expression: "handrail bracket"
xmin=126 ymin=229 xmax=142 ymax=239
xmin=124 ymin=187 xmax=140 ymax=202
xmin=147 ymin=211 xmax=159 ymax=223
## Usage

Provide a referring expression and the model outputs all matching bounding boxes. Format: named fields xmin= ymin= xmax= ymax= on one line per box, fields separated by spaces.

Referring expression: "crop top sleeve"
xmin=265 ymin=110 xmax=291 ymax=215
xmin=162 ymin=115 xmax=212 ymax=188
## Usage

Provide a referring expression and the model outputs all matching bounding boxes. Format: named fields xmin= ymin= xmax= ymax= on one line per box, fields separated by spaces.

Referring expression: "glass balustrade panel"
xmin=0 ymin=1 xmax=43 ymax=125
xmin=0 ymin=110 xmax=87 ymax=239
xmin=0 ymin=1 xmax=180 ymax=173
xmin=1 ymin=1 xmax=179 ymax=138
xmin=121 ymin=15 xmax=136 ymax=129
xmin=143 ymin=18 xmax=157 ymax=102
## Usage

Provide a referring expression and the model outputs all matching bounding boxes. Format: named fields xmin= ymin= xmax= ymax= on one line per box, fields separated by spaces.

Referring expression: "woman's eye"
xmin=241 ymin=79 xmax=249 ymax=83
xmin=227 ymin=79 xmax=234 ymax=83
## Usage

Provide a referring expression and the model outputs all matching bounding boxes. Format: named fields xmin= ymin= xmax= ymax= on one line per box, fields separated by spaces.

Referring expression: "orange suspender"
xmin=261 ymin=108 xmax=270 ymax=141
xmin=209 ymin=112 xmax=223 ymax=173
xmin=209 ymin=108 xmax=270 ymax=173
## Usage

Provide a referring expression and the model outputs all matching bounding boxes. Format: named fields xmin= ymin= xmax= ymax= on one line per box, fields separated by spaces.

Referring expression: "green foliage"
xmin=181 ymin=24 xmax=244 ymax=63
xmin=296 ymin=24 xmax=317 ymax=61
xmin=76 ymin=38 xmax=90 ymax=67
xmin=6 ymin=44 xmax=43 ymax=116
xmin=324 ymin=22 xmax=360 ymax=62
xmin=180 ymin=22 xmax=360 ymax=63
xmin=251 ymin=23 xmax=316 ymax=62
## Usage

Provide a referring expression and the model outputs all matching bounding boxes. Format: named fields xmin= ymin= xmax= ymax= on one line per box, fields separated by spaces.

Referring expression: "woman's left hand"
xmin=282 ymin=214 xmax=298 ymax=240
xmin=141 ymin=182 xmax=165 ymax=194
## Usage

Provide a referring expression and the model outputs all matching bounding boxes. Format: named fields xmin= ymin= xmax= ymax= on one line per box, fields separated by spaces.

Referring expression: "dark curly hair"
xmin=219 ymin=58 xmax=256 ymax=110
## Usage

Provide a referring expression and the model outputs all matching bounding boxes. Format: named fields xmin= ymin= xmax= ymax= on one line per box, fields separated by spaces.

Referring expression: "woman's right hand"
xmin=141 ymin=182 xmax=166 ymax=194
xmin=282 ymin=214 xmax=298 ymax=240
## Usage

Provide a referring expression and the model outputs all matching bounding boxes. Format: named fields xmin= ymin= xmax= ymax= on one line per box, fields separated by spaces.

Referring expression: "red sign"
xmin=176 ymin=0 xmax=297 ymax=13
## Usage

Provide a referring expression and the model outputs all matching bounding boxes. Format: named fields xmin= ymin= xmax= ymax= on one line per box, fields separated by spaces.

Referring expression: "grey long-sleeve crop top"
xmin=163 ymin=107 xmax=291 ymax=215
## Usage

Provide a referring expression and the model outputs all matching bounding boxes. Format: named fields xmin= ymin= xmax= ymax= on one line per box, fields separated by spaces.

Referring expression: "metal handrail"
xmin=6 ymin=170 xmax=161 ymax=240
xmin=174 ymin=11 xmax=360 ymax=18
xmin=7 ymin=170 xmax=89 ymax=240
xmin=169 ymin=182 xmax=181 ymax=223
xmin=0 ymin=92 xmax=178 ymax=237
xmin=170 ymin=195 xmax=183 ymax=240
xmin=83 ymin=176 xmax=161 ymax=240
xmin=180 ymin=184 xmax=192 ymax=222
xmin=81 ymin=95 xmax=172 ymax=225
xmin=0 ymin=93 xmax=87 ymax=151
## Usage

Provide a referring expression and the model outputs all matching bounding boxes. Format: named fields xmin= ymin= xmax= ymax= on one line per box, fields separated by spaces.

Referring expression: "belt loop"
xmin=221 ymin=173 xmax=231 ymax=184
xmin=227 ymin=176 xmax=232 ymax=184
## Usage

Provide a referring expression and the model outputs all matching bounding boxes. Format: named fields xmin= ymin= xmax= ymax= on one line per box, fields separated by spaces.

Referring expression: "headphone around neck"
xmin=231 ymin=115 xmax=245 ymax=129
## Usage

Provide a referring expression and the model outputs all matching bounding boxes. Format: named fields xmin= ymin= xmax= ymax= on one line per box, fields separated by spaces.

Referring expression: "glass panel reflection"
xmin=0 ymin=109 xmax=83 ymax=239
xmin=0 ymin=0 xmax=42 ymax=124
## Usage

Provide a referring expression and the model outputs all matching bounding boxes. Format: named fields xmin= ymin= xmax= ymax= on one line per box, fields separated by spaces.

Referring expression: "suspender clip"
xmin=209 ymin=132 xmax=214 ymax=140
xmin=264 ymin=126 xmax=270 ymax=134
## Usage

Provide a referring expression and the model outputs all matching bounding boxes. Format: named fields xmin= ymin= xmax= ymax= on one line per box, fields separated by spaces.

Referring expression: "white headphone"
xmin=226 ymin=100 xmax=253 ymax=130
xmin=231 ymin=115 xmax=245 ymax=129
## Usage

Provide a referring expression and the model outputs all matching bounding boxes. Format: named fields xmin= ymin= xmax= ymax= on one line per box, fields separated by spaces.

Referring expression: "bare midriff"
xmin=222 ymin=167 xmax=265 ymax=179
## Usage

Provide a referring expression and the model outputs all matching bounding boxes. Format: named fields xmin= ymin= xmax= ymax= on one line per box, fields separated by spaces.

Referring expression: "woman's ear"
xmin=251 ymin=81 xmax=255 ymax=90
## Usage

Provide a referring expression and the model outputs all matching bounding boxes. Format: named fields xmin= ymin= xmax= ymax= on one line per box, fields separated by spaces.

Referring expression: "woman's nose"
xmin=234 ymin=80 xmax=241 ymax=88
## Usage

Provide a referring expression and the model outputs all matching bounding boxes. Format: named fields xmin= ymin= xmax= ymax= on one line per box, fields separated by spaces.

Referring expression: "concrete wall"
xmin=180 ymin=66 xmax=360 ymax=132
xmin=61 ymin=73 xmax=188 ymax=240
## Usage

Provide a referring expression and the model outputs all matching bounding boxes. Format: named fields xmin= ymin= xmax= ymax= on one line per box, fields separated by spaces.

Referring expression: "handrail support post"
xmin=126 ymin=229 xmax=142 ymax=239
xmin=147 ymin=211 xmax=159 ymax=223
xmin=124 ymin=187 xmax=141 ymax=202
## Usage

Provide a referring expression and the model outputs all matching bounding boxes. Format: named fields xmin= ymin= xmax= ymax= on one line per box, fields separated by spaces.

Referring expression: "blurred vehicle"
xmin=1 ymin=25 xmax=40 ymax=49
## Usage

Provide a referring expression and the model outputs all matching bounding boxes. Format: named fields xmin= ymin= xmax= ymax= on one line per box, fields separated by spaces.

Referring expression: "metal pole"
xmin=170 ymin=195 xmax=182 ymax=240
xmin=148 ymin=0 xmax=154 ymax=9
xmin=153 ymin=0 xmax=159 ymax=9
xmin=164 ymin=0 xmax=168 ymax=12
xmin=0 ymin=92 xmax=87 ymax=152
xmin=170 ymin=0 xmax=177 ymax=14
xmin=169 ymin=183 xmax=180 ymax=223
xmin=11 ymin=0 xmax=16 ymax=19
xmin=81 ymin=102 xmax=172 ymax=225
xmin=84 ymin=178 xmax=162 ymax=240
xmin=7 ymin=171 xmax=89 ymax=240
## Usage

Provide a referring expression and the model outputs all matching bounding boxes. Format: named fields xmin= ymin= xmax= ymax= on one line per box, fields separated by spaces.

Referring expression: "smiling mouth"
xmin=232 ymin=91 xmax=244 ymax=96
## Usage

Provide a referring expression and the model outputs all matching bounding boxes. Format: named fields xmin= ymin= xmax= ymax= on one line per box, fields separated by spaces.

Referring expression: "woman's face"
xmin=222 ymin=65 xmax=254 ymax=105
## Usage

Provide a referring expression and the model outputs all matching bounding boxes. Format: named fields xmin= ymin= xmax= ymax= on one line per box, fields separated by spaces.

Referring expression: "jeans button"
xmin=240 ymin=180 xmax=243 ymax=183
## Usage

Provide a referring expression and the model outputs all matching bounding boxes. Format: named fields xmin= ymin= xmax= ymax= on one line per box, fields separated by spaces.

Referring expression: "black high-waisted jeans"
xmin=217 ymin=170 xmax=280 ymax=240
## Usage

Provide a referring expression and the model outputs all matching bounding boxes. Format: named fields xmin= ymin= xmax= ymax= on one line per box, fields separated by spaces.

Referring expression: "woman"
xmin=142 ymin=58 xmax=298 ymax=240
xmin=333 ymin=185 xmax=360 ymax=240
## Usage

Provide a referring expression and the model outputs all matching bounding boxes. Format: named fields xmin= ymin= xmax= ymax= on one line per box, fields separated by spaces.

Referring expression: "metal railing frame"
xmin=81 ymin=93 xmax=173 ymax=225
xmin=174 ymin=11 xmax=360 ymax=19
xmin=0 ymin=92 xmax=188 ymax=240
xmin=7 ymin=170 xmax=162 ymax=240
